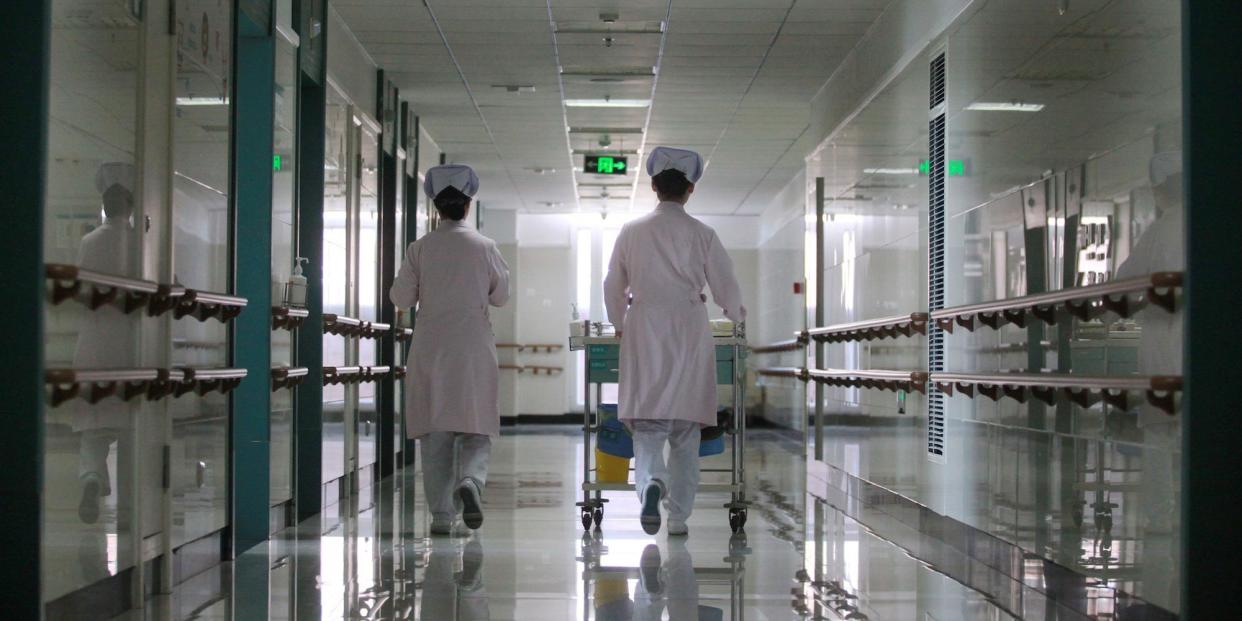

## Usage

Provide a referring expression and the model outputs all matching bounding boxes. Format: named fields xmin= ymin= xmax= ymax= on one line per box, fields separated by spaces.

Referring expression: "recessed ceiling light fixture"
xmin=565 ymin=99 xmax=649 ymax=108
xmin=492 ymin=84 xmax=536 ymax=93
xmin=965 ymin=101 xmax=1045 ymax=112
xmin=176 ymin=97 xmax=229 ymax=106
xmin=863 ymin=167 xmax=921 ymax=175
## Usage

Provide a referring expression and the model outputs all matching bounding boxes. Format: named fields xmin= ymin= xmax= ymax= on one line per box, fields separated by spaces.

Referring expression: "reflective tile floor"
xmin=110 ymin=427 xmax=1065 ymax=620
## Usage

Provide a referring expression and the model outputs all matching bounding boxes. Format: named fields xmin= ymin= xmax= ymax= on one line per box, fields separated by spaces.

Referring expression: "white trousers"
xmin=631 ymin=420 xmax=700 ymax=523
xmin=79 ymin=429 xmax=117 ymax=493
xmin=633 ymin=540 xmax=704 ymax=621
xmin=421 ymin=432 xmax=491 ymax=522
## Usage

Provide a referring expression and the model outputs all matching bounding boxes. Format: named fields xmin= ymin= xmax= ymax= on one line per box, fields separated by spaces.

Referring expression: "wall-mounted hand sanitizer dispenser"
xmin=286 ymin=257 xmax=309 ymax=308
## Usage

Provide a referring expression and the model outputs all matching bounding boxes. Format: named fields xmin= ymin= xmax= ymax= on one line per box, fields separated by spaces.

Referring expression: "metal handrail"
xmin=930 ymin=371 xmax=1182 ymax=414
xmin=323 ymin=314 xmax=390 ymax=339
xmin=757 ymin=366 xmax=806 ymax=380
xmin=177 ymin=367 xmax=248 ymax=397
xmin=804 ymin=312 xmax=929 ymax=343
xmin=756 ymin=367 xmax=928 ymax=393
xmin=45 ymin=368 xmax=191 ymax=406
xmin=323 ymin=366 xmax=364 ymax=385
xmin=272 ymin=306 xmax=309 ymax=330
xmin=271 ymin=366 xmax=310 ymax=391
xmin=930 ymin=271 xmax=1182 ymax=333
xmin=175 ymin=289 xmax=248 ymax=322
xmin=750 ymin=338 xmax=805 ymax=354
xmin=525 ymin=365 xmax=564 ymax=375
xmin=46 ymin=263 xmax=162 ymax=314
xmin=496 ymin=342 xmax=565 ymax=352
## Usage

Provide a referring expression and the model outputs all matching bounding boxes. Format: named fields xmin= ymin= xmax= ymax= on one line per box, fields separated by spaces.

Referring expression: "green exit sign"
xmin=585 ymin=155 xmax=628 ymax=175
xmin=918 ymin=159 xmax=966 ymax=176
xmin=273 ymin=154 xmax=284 ymax=171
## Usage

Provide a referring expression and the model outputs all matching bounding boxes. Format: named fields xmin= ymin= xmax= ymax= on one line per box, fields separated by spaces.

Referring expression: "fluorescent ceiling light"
xmin=863 ymin=168 xmax=921 ymax=175
xmin=564 ymin=99 xmax=650 ymax=108
xmin=965 ymin=102 xmax=1045 ymax=112
xmin=176 ymin=97 xmax=229 ymax=106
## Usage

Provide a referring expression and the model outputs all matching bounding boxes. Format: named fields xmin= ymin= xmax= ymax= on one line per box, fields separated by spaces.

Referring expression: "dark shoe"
xmin=457 ymin=480 xmax=484 ymax=530
xmin=640 ymin=482 xmax=663 ymax=535
xmin=79 ymin=477 xmax=101 ymax=524
xmin=456 ymin=539 xmax=484 ymax=589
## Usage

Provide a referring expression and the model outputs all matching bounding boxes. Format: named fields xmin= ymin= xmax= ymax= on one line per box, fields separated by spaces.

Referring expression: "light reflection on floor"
xmin=109 ymin=427 xmax=1045 ymax=620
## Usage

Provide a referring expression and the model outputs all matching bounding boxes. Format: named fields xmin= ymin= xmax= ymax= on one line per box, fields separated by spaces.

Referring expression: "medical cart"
xmin=568 ymin=321 xmax=750 ymax=533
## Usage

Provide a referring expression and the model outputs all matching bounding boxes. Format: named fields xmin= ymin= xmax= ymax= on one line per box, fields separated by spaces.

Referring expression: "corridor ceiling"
xmin=333 ymin=0 xmax=888 ymax=215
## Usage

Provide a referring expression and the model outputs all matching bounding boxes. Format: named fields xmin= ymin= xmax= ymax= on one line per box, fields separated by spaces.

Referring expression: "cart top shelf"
xmin=570 ymin=334 xmax=746 ymax=350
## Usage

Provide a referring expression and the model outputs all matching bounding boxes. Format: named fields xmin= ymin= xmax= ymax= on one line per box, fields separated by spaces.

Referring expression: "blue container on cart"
xmin=599 ymin=403 xmax=727 ymax=458
xmin=596 ymin=404 xmax=633 ymax=459
xmin=699 ymin=434 xmax=725 ymax=457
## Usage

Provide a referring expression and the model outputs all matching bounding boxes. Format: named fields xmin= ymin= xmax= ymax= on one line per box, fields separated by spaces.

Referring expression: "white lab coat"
xmin=390 ymin=221 xmax=510 ymax=438
xmin=604 ymin=202 xmax=745 ymax=426
xmin=72 ymin=218 xmax=138 ymax=431
xmin=1115 ymin=203 xmax=1183 ymax=427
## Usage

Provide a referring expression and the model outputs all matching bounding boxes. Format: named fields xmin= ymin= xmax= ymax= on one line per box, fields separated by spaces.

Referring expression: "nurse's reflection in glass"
xmin=74 ymin=162 xmax=138 ymax=524
xmin=422 ymin=538 xmax=489 ymax=620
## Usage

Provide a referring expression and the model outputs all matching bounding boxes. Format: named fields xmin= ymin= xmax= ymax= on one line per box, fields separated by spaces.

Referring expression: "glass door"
xmin=41 ymin=0 xmax=144 ymax=606
xmin=322 ymin=88 xmax=353 ymax=501
xmin=169 ymin=0 xmax=234 ymax=551
xmin=270 ymin=24 xmax=299 ymax=515
xmin=393 ymin=148 xmax=407 ymax=461
xmin=356 ymin=119 xmax=381 ymax=492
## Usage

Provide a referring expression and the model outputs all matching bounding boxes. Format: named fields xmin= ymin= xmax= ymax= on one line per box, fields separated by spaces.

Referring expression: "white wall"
xmin=513 ymin=246 xmax=574 ymax=415
xmin=326 ymin=5 xmax=377 ymax=118
xmin=510 ymin=211 xmax=761 ymax=415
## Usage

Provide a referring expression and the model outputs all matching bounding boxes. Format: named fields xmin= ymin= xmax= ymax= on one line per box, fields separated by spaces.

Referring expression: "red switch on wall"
xmin=793 ymin=282 xmax=803 ymax=295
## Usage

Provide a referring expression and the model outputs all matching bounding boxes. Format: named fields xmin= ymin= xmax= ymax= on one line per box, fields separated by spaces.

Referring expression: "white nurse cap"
xmin=95 ymin=162 xmax=136 ymax=195
xmin=1149 ymin=151 xmax=1182 ymax=186
xmin=646 ymin=146 xmax=704 ymax=183
xmin=424 ymin=164 xmax=480 ymax=198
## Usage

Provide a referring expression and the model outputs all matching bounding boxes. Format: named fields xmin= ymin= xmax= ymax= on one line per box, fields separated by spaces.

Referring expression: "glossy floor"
xmin=111 ymin=427 xmax=1051 ymax=620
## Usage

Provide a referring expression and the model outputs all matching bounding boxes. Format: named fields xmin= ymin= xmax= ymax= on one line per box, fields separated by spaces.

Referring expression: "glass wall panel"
xmin=169 ymin=0 xmax=234 ymax=548
xmin=805 ymin=59 xmax=929 ymax=475
xmin=322 ymin=89 xmax=351 ymax=488
xmin=270 ymin=33 xmax=299 ymax=508
xmin=41 ymin=0 xmax=143 ymax=603
xmin=393 ymin=152 xmax=406 ymax=457
xmin=941 ymin=0 xmax=1183 ymax=612
xmin=357 ymin=124 xmax=380 ymax=480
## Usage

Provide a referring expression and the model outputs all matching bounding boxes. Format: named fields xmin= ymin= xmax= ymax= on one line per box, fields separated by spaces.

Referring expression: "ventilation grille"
xmin=927 ymin=52 xmax=947 ymax=462
xmin=930 ymin=53 xmax=946 ymax=109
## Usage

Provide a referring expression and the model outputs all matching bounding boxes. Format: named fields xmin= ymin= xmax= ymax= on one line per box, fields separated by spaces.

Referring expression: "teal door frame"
xmin=1182 ymin=0 xmax=1242 ymax=614
xmin=0 ymin=0 xmax=49 ymax=616
xmin=377 ymin=74 xmax=399 ymax=478
xmin=293 ymin=0 xmax=327 ymax=523
xmin=230 ymin=0 xmax=276 ymax=558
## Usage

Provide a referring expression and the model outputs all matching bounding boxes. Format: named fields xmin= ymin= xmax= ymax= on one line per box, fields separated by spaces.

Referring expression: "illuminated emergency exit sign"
xmin=585 ymin=155 xmax=628 ymax=175
xmin=919 ymin=159 xmax=966 ymax=176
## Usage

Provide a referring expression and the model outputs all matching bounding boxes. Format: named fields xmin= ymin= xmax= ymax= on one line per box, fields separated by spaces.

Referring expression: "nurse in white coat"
xmin=604 ymin=147 xmax=746 ymax=536
xmin=390 ymin=164 xmax=510 ymax=535
xmin=75 ymin=162 xmax=140 ymax=523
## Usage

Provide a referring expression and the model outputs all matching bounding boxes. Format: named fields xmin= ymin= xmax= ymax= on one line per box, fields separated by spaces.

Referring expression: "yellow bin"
xmin=595 ymin=448 xmax=630 ymax=483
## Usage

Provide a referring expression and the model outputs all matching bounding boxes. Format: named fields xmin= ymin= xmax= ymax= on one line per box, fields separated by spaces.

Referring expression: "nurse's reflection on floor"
xmin=74 ymin=162 xmax=139 ymax=525
xmin=597 ymin=541 xmax=723 ymax=621
xmin=422 ymin=537 xmax=489 ymax=620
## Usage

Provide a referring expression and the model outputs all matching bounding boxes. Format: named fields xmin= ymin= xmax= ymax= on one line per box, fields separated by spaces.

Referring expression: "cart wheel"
xmin=581 ymin=508 xmax=593 ymax=531
xmin=728 ymin=508 xmax=745 ymax=533
xmin=592 ymin=507 xmax=604 ymax=529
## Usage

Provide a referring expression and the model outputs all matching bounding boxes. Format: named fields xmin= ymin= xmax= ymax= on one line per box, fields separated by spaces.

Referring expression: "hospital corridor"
xmin=2 ymin=0 xmax=1238 ymax=619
